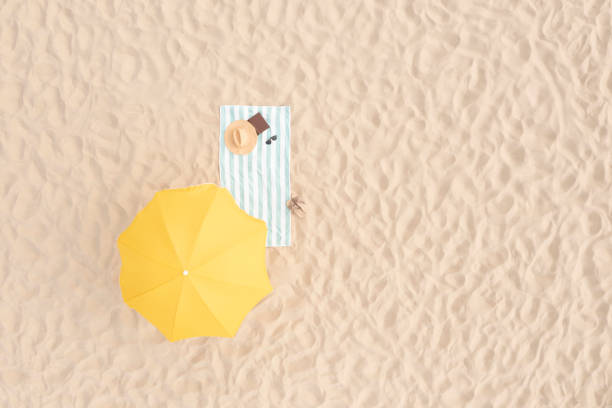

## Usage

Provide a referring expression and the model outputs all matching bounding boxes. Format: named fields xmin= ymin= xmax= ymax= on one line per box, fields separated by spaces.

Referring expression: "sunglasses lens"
xmin=272 ymin=135 xmax=277 ymax=140
xmin=266 ymin=140 xmax=271 ymax=144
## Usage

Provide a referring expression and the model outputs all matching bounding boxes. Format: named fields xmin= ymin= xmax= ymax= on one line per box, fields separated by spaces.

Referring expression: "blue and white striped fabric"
xmin=219 ymin=105 xmax=291 ymax=247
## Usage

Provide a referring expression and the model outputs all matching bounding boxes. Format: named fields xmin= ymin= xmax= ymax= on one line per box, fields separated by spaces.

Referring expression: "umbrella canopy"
xmin=117 ymin=184 xmax=272 ymax=341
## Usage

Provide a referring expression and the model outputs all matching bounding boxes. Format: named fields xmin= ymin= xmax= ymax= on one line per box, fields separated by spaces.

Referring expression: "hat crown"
xmin=232 ymin=128 xmax=248 ymax=147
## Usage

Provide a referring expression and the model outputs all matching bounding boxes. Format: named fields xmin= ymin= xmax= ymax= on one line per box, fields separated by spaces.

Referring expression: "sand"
xmin=1 ymin=0 xmax=611 ymax=406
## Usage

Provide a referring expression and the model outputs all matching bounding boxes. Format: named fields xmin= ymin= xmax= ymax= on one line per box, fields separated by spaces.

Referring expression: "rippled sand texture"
xmin=1 ymin=0 xmax=612 ymax=406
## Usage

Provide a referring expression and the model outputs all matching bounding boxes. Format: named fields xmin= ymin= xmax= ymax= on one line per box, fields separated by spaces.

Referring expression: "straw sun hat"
xmin=224 ymin=120 xmax=258 ymax=155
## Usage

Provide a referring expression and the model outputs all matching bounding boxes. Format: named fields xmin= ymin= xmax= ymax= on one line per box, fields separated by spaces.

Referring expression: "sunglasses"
xmin=265 ymin=135 xmax=277 ymax=145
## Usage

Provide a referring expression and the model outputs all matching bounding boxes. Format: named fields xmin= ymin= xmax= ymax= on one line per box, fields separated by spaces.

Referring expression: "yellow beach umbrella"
xmin=117 ymin=184 xmax=272 ymax=341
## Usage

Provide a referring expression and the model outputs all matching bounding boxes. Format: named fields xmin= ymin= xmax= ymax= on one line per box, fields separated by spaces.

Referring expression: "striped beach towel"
xmin=219 ymin=105 xmax=291 ymax=247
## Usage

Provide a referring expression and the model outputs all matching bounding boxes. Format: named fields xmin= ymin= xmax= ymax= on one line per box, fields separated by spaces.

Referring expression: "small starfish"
xmin=286 ymin=195 xmax=305 ymax=218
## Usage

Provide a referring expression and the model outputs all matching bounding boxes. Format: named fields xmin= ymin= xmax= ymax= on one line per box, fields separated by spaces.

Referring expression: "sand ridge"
xmin=1 ymin=0 xmax=611 ymax=406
